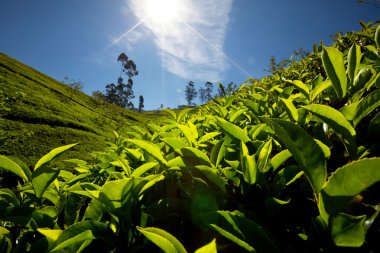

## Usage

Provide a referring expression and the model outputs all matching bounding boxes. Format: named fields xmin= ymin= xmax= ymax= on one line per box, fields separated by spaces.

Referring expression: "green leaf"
xmin=194 ymin=239 xmax=217 ymax=253
xmin=127 ymin=139 xmax=167 ymax=165
xmin=271 ymin=149 xmax=292 ymax=171
xmin=32 ymin=167 xmax=60 ymax=198
xmin=216 ymin=118 xmax=250 ymax=143
xmin=177 ymin=108 xmax=193 ymax=122
xmin=175 ymin=147 xmax=211 ymax=166
xmin=267 ymin=119 xmax=326 ymax=193
xmin=0 ymin=155 xmax=31 ymax=182
xmin=34 ymin=143 xmax=77 ymax=171
xmin=353 ymin=89 xmax=380 ymax=127
xmin=0 ymin=188 xmax=20 ymax=207
xmin=198 ymin=132 xmax=221 ymax=144
xmin=257 ymin=138 xmax=273 ymax=172
xmin=375 ymin=24 xmax=380 ymax=48
xmin=290 ymin=80 xmax=310 ymax=100
xmin=161 ymin=138 xmax=189 ymax=150
xmin=280 ymin=98 xmax=298 ymax=122
xmin=98 ymin=178 xmax=135 ymax=211
xmin=352 ymin=68 xmax=373 ymax=94
xmin=302 ymin=104 xmax=356 ymax=158
xmin=131 ymin=162 xmax=158 ymax=177
xmin=177 ymin=124 xmax=196 ymax=146
xmin=210 ymin=224 xmax=255 ymax=253
xmin=208 ymin=211 xmax=279 ymax=253
xmin=240 ymin=142 xmax=257 ymax=184
xmin=137 ymin=226 xmax=187 ymax=253
xmin=0 ymin=226 xmax=12 ymax=253
xmin=194 ymin=166 xmax=227 ymax=193
xmin=320 ymin=158 xmax=380 ymax=217
xmin=310 ymin=80 xmax=332 ymax=102
xmin=229 ymin=108 xmax=247 ymax=123
xmin=321 ymin=46 xmax=347 ymax=98
xmin=314 ymin=139 xmax=331 ymax=158
xmin=162 ymin=108 xmax=177 ymax=120
xmin=52 ymin=221 xmax=111 ymax=252
xmin=116 ymin=156 xmax=131 ymax=177
xmin=331 ymin=213 xmax=366 ymax=247
xmin=347 ymin=44 xmax=362 ymax=82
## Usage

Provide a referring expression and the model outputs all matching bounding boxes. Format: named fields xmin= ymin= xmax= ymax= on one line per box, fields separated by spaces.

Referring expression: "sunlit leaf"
xmin=194 ymin=239 xmax=217 ymax=253
xmin=0 ymin=155 xmax=31 ymax=182
xmin=353 ymin=89 xmax=380 ymax=127
xmin=34 ymin=143 xmax=77 ymax=171
xmin=137 ymin=226 xmax=187 ymax=253
xmin=331 ymin=213 xmax=366 ymax=247
xmin=127 ymin=139 xmax=167 ymax=165
xmin=321 ymin=46 xmax=347 ymax=98
xmin=216 ymin=118 xmax=250 ymax=143
xmin=267 ymin=119 xmax=326 ymax=193
xmin=320 ymin=158 xmax=380 ymax=217
xmin=347 ymin=43 xmax=362 ymax=82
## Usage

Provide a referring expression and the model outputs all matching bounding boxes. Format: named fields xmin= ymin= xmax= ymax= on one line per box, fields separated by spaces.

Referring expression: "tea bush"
xmin=0 ymin=22 xmax=380 ymax=252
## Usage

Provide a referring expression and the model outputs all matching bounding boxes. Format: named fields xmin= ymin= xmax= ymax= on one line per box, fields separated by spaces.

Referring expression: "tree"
xmin=185 ymin=81 xmax=197 ymax=106
xmin=103 ymin=53 xmax=138 ymax=108
xmin=199 ymin=87 xmax=207 ymax=104
xmin=139 ymin=95 xmax=144 ymax=112
xmin=199 ymin=81 xmax=214 ymax=104
xmin=204 ymin=81 xmax=213 ymax=101
xmin=62 ymin=77 xmax=84 ymax=91
xmin=217 ymin=82 xmax=238 ymax=97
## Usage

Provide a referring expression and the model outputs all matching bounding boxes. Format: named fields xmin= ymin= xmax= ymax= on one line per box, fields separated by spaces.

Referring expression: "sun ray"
xmin=105 ymin=13 xmax=151 ymax=51
xmin=176 ymin=16 xmax=253 ymax=78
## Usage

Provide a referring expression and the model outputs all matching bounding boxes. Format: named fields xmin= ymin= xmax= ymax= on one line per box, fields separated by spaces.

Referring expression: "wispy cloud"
xmin=127 ymin=0 xmax=234 ymax=81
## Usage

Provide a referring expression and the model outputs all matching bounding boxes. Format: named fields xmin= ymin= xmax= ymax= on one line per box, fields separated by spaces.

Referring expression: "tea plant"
xmin=0 ymin=22 xmax=380 ymax=252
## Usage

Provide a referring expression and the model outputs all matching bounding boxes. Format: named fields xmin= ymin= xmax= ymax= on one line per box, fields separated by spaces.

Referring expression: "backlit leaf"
xmin=267 ymin=119 xmax=326 ymax=193
xmin=216 ymin=118 xmax=250 ymax=143
xmin=321 ymin=46 xmax=347 ymax=98
xmin=137 ymin=226 xmax=187 ymax=253
xmin=127 ymin=139 xmax=167 ymax=165
xmin=34 ymin=143 xmax=77 ymax=171
xmin=320 ymin=158 xmax=380 ymax=217
xmin=0 ymin=155 xmax=31 ymax=182
xmin=353 ymin=89 xmax=380 ymax=127
xmin=347 ymin=44 xmax=362 ymax=82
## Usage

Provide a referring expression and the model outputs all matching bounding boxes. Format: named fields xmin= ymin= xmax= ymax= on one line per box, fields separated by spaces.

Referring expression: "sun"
xmin=143 ymin=0 xmax=182 ymax=24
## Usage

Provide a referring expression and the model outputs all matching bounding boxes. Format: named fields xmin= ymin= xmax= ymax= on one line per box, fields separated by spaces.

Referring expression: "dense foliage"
xmin=0 ymin=53 xmax=156 ymax=167
xmin=1 ymin=22 xmax=380 ymax=252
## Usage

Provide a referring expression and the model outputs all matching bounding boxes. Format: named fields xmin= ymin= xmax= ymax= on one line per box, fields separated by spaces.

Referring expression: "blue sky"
xmin=1 ymin=0 xmax=379 ymax=110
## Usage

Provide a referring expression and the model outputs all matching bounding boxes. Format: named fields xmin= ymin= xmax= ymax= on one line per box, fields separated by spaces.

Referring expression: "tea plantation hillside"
xmin=0 ymin=53 xmax=166 ymax=167
xmin=0 ymin=22 xmax=380 ymax=253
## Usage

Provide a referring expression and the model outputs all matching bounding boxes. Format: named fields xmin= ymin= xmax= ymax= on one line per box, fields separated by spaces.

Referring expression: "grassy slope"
xmin=0 ymin=52 xmax=167 ymax=168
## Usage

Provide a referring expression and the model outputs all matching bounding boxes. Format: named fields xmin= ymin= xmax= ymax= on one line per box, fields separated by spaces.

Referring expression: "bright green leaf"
xmin=331 ymin=213 xmax=366 ymax=247
xmin=216 ymin=118 xmax=250 ymax=143
xmin=320 ymin=158 xmax=380 ymax=217
xmin=311 ymin=80 xmax=332 ymax=102
xmin=137 ymin=226 xmax=187 ymax=253
xmin=267 ymin=119 xmax=326 ymax=193
xmin=280 ymin=98 xmax=298 ymax=122
xmin=347 ymin=44 xmax=362 ymax=82
xmin=321 ymin=46 xmax=347 ymax=98
xmin=0 ymin=155 xmax=31 ymax=182
xmin=127 ymin=139 xmax=167 ymax=165
xmin=302 ymin=104 xmax=356 ymax=158
xmin=132 ymin=162 xmax=158 ymax=177
xmin=194 ymin=239 xmax=217 ymax=253
xmin=353 ymin=89 xmax=380 ymax=127
xmin=34 ymin=143 xmax=77 ymax=171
